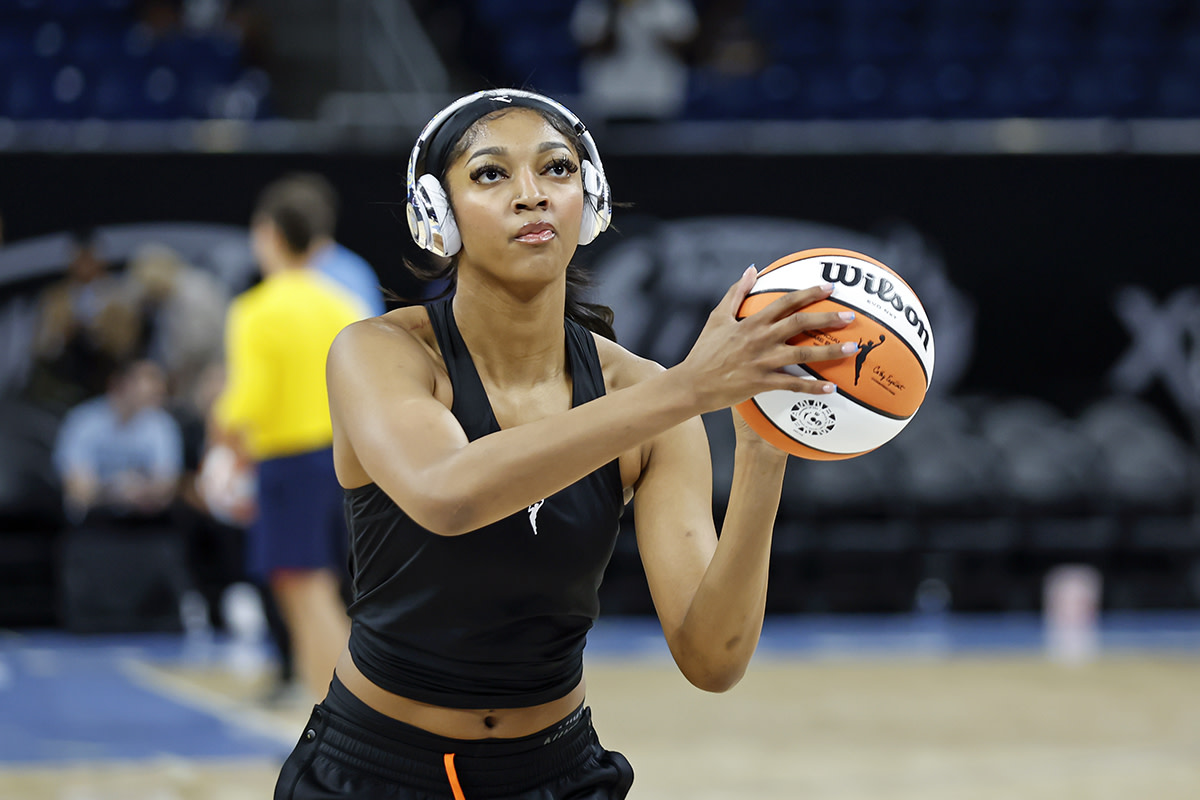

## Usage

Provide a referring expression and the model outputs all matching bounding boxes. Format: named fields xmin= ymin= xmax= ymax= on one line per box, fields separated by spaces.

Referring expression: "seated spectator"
xmin=53 ymin=358 xmax=183 ymax=526
xmin=571 ymin=0 xmax=699 ymax=121
xmin=126 ymin=243 xmax=229 ymax=400
xmin=30 ymin=229 xmax=141 ymax=409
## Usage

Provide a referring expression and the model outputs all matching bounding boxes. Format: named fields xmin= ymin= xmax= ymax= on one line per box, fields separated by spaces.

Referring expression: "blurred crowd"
xmin=0 ymin=172 xmax=383 ymax=707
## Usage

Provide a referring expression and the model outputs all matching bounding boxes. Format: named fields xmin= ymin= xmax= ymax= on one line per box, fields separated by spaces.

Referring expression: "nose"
xmin=512 ymin=167 xmax=548 ymax=211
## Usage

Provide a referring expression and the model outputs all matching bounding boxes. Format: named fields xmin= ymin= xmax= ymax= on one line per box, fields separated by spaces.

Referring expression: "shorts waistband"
xmin=312 ymin=675 xmax=597 ymax=794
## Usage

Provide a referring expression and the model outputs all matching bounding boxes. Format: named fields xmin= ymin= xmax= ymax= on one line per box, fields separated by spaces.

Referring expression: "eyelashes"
xmin=468 ymin=157 xmax=579 ymax=184
xmin=545 ymin=156 xmax=579 ymax=176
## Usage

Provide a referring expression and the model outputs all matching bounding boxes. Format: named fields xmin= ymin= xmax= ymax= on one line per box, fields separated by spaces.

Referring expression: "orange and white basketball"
xmin=735 ymin=247 xmax=935 ymax=460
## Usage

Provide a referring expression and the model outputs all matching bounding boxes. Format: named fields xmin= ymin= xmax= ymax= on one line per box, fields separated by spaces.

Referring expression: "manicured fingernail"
xmin=820 ymin=282 xmax=834 ymax=292
xmin=822 ymin=383 xmax=837 ymax=393
xmin=841 ymin=342 xmax=859 ymax=354
xmin=744 ymin=264 xmax=757 ymax=276
xmin=839 ymin=311 xmax=855 ymax=322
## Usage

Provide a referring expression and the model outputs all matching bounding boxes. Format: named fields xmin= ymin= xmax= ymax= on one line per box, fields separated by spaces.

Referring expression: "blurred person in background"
xmin=205 ymin=175 xmax=366 ymax=702
xmin=53 ymin=358 xmax=183 ymax=527
xmin=31 ymin=229 xmax=142 ymax=409
xmin=287 ymin=172 xmax=387 ymax=317
xmin=126 ymin=242 xmax=229 ymax=402
xmin=571 ymin=0 xmax=698 ymax=121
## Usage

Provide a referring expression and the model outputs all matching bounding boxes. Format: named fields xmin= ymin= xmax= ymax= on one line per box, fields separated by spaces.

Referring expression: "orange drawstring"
xmin=443 ymin=752 xmax=466 ymax=800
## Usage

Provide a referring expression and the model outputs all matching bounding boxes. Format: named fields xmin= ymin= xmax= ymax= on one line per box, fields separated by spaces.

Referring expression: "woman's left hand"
xmin=730 ymin=408 xmax=789 ymax=462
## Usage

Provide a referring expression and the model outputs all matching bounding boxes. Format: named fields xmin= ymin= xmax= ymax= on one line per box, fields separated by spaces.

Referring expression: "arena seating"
xmin=464 ymin=0 xmax=1200 ymax=121
xmin=0 ymin=0 xmax=268 ymax=120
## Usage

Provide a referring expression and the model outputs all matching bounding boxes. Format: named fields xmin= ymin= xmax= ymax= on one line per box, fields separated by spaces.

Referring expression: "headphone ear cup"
xmin=578 ymin=160 xmax=611 ymax=246
xmin=411 ymin=174 xmax=461 ymax=257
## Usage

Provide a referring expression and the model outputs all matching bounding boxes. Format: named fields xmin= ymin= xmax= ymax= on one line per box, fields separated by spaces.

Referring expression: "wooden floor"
xmin=2 ymin=634 xmax=1198 ymax=800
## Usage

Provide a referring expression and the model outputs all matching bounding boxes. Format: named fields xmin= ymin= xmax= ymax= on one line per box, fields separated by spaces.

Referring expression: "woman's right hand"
xmin=676 ymin=266 xmax=859 ymax=413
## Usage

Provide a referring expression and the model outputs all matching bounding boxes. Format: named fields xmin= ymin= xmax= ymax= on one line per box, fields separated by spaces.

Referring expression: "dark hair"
xmin=401 ymin=106 xmax=616 ymax=342
xmin=253 ymin=173 xmax=339 ymax=256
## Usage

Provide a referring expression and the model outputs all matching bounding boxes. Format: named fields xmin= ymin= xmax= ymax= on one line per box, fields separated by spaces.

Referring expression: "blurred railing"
xmin=3 ymin=115 xmax=1200 ymax=155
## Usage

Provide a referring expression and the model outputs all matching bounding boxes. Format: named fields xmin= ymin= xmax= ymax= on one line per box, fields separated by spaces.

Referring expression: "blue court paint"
xmin=0 ymin=633 xmax=291 ymax=764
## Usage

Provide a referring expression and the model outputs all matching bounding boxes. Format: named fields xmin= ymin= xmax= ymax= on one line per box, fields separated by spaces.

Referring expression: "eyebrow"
xmin=466 ymin=141 xmax=572 ymax=161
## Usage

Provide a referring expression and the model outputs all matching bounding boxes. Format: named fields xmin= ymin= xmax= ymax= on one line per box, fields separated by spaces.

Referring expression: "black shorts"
xmin=275 ymin=676 xmax=634 ymax=799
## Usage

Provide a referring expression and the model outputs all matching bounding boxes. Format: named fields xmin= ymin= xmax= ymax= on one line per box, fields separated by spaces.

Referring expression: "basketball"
xmin=734 ymin=247 xmax=936 ymax=460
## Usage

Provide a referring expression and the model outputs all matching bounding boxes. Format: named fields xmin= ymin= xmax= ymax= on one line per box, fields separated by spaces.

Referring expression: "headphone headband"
xmin=407 ymin=89 xmax=602 ymax=189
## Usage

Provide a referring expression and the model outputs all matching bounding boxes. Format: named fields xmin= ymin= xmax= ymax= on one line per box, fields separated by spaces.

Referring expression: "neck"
xmin=109 ymin=397 xmax=137 ymax=424
xmin=451 ymin=275 xmax=567 ymax=388
xmin=263 ymin=251 xmax=309 ymax=276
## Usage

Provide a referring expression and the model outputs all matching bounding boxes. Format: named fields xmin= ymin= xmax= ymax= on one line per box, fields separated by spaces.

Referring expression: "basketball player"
xmin=274 ymin=89 xmax=859 ymax=799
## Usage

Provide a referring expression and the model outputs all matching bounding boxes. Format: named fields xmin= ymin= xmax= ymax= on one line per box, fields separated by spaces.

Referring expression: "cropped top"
xmin=344 ymin=298 xmax=625 ymax=708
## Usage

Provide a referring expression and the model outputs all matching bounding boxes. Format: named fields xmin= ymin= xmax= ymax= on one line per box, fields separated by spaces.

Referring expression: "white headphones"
xmin=405 ymin=89 xmax=612 ymax=258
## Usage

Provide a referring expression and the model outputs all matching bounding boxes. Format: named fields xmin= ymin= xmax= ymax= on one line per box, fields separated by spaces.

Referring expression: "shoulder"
xmin=59 ymin=398 xmax=107 ymax=431
xmin=142 ymin=407 xmax=182 ymax=434
xmin=593 ymin=333 xmax=665 ymax=392
xmin=329 ymin=305 xmax=440 ymax=373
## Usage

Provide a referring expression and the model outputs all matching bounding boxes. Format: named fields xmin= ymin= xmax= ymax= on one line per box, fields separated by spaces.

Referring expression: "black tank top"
xmin=344 ymin=298 xmax=625 ymax=708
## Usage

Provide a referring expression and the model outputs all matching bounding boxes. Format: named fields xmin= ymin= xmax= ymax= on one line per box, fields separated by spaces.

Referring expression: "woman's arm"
xmin=632 ymin=407 xmax=788 ymax=692
xmin=327 ymin=273 xmax=850 ymax=536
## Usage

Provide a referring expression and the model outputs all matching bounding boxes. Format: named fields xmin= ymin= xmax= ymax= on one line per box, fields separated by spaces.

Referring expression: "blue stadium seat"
xmin=768 ymin=19 xmax=834 ymax=67
xmin=49 ymin=63 xmax=89 ymax=119
xmin=747 ymin=0 xmax=836 ymax=25
xmin=887 ymin=64 xmax=941 ymax=117
xmin=0 ymin=0 xmax=48 ymax=22
xmin=840 ymin=17 xmax=918 ymax=64
xmin=974 ymin=60 xmax=1071 ymax=118
xmin=684 ymin=69 xmax=765 ymax=120
xmin=842 ymin=62 xmax=890 ymax=117
xmin=153 ymin=32 xmax=242 ymax=85
xmin=1007 ymin=21 xmax=1084 ymax=62
xmin=0 ymin=23 xmax=39 ymax=65
xmin=1155 ymin=66 xmax=1200 ymax=116
xmin=2 ymin=64 xmax=57 ymax=119
xmin=140 ymin=65 xmax=184 ymax=119
xmin=925 ymin=0 xmax=1010 ymax=20
xmin=1063 ymin=61 xmax=1152 ymax=117
xmin=921 ymin=18 xmax=1005 ymax=63
xmin=497 ymin=22 xmax=579 ymax=95
xmin=757 ymin=63 xmax=806 ymax=118
xmin=66 ymin=21 xmax=129 ymax=68
xmin=86 ymin=63 xmax=146 ymax=118
xmin=839 ymin=0 xmax=921 ymax=21
xmin=1094 ymin=10 xmax=1169 ymax=63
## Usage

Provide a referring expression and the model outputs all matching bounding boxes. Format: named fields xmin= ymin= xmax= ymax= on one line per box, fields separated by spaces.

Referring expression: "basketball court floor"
xmin=2 ymin=613 xmax=1198 ymax=799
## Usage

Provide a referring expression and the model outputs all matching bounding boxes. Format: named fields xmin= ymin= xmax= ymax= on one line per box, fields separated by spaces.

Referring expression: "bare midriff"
xmin=333 ymin=648 xmax=587 ymax=740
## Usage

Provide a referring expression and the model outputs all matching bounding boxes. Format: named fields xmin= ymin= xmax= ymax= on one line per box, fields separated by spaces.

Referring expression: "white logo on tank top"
xmin=527 ymin=499 xmax=545 ymax=535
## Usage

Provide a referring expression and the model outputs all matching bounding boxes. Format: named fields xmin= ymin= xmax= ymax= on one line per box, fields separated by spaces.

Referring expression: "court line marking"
xmin=118 ymin=657 xmax=302 ymax=748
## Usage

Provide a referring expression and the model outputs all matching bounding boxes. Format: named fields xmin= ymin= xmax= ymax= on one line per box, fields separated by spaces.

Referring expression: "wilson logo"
xmin=821 ymin=261 xmax=931 ymax=351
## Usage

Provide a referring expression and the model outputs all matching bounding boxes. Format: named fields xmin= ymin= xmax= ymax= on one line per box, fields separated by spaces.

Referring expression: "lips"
xmin=515 ymin=221 xmax=556 ymax=243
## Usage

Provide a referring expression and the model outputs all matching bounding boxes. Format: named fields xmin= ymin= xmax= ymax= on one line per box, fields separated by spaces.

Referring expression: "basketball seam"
xmin=795 ymin=364 xmax=911 ymax=421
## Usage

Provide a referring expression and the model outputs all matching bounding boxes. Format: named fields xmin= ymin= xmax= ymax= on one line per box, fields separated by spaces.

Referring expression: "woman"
xmin=275 ymin=89 xmax=858 ymax=800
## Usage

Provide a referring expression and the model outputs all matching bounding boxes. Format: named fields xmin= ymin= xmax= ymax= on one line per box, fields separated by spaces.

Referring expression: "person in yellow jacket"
xmin=209 ymin=175 xmax=369 ymax=701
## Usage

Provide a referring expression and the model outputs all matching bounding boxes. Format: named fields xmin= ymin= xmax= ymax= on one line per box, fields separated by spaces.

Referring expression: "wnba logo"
xmin=790 ymin=399 xmax=836 ymax=437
